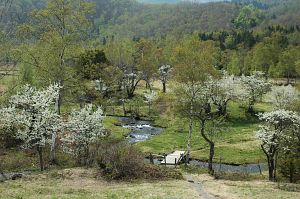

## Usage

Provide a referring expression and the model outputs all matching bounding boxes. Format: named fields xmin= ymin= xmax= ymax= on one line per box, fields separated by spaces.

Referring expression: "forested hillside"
xmin=1 ymin=0 xmax=300 ymax=39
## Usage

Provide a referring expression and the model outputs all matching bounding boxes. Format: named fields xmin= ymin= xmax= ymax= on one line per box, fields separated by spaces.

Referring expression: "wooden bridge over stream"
xmin=160 ymin=151 xmax=186 ymax=165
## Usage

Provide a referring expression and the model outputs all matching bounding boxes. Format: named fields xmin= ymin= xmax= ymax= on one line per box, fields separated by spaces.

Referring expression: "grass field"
xmin=1 ymin=168 xmax=299 ymax=199
xmin=0 ymin=168 xmax=200 ymax=199
xmin=135 ymin=101 xmax=271 ymax=164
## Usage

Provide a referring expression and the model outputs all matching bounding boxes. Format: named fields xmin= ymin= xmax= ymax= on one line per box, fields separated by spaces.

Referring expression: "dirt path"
xmin=185 ymin=174 xmax=217 ymax=199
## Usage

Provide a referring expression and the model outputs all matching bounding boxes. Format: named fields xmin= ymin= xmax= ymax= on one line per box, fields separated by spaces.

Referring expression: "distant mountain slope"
xmin=138 ymin=0 xmax=228 ymax=3
xmin=138 ymin=0 xmax=180 ymax=3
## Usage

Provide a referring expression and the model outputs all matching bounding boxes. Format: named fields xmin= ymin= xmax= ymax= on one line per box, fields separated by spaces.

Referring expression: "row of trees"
xmin=167 ymin=34 xmax=300 ymax=179
xmin=0 ymin=84 xmax=106 ymax=171
xmin=175 ymin=68 xmax=300 ymax=179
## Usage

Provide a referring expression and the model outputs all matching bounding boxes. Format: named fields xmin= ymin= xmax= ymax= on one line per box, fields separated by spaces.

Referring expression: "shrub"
xmin=278 ymin=153 xmax=300 ymax=183
xmin=143 ymin=164 xmax=183 ymax=180
xmin=92 ymin=138 xmax=145 ymax=180
xmin=91 ymin=138 xmax=183 ymax=180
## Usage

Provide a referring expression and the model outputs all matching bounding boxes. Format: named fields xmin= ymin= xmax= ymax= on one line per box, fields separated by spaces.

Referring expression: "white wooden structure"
xmin=161 ymin=150 xmax=186 ymax=165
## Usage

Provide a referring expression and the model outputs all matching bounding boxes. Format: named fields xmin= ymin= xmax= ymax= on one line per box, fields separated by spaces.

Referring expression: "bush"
xmin=92 ymin=138 xmax=145 ymax=180
xmin=91 ymin=138 xmax=183 ymax=180
xmin=278 ymin=153 xmax=300 ymax=183
xmin=143 ymin=164 xmax=183 ymax=180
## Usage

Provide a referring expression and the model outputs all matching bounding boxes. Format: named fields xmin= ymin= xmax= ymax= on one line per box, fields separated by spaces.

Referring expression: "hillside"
xmin=138 ymin=0 xmax=228 ymax=3
xmin=2 ymin=0 xmax=300 ymax=38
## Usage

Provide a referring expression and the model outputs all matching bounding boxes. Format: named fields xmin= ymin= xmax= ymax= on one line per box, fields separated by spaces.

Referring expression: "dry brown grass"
xmin=194 ymin=174 xmax=300 ymax=199
xmin=0 ymin=168 xmax=200 ymax=199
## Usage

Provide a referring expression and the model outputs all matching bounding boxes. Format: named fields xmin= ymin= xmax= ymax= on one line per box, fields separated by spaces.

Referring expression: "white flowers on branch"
xmin=239 ymin=72 xmax=271 ymax=113
xmin=144 ymin=91 xmax=157 ymax=115
xmin=0 ymin=83 xmax=62 ymax=171
xmin=159 ymin=65 xmax=172 ymax=92
xmin=266 ymin=85 xmax=299 ymax=110
xmin=62 ymin=104 xmax=106 ymax=165
xmin=209 ymin=72 xmax=241 ymax=116
xmin=256 ymin=110 xmax=300 ymax=180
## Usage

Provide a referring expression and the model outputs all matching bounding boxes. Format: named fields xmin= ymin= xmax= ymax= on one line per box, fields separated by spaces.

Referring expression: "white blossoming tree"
xmin=63 ymin=104 xmax=106 ymax=165
xmin=0 ymin=84 xmax=62 ymax=171
xmin=175 ymin=82 xmax=203 ymax=163
xmin=239 ymin=72 xmax=271 ymax=113
xmin=159 ymin=65 xmax=172 ymax=93
xmin=123 ymin=72 xmax=141 ymax=99
xmin=266 ymin=85 xmax=299 ymax=110
xmin=209 ymin=72 xmax=241 ymax=116
xmin=144 ymin=91 xmax=157 ymax=116
xmin=193 ymin=84 xmax=220 ymax=174
xmin=256 ymin=110 xmax=300 ymax=181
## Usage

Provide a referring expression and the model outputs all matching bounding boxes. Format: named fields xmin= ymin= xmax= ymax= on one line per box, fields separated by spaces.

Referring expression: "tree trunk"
xmin=49 ymin=131 xmax=57 ymax=165
xmin=268 ymin=157 xmax=275 ymax=181
xmin=208 ymin=142 xmax=215 ymax=174
xmin=186 ymin=102 xmax=193 ymax=164
xmin=162 ymin=81 xmax=166 ymax=93
xmin=37 ymin=146 xmax=44 ymax=171
xmin=200 ymin=119 xmax=214 ymax=174
xmin=247 ymin=105 xmax=254 ymax=114
xmin=217 ymin=104 xmax=227 ymax=116
xmin=122 ymin=99 xmax=126 ymax=116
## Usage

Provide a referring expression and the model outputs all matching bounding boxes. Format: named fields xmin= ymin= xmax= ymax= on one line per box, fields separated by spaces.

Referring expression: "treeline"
xmin=197 ymin=25 xmax=300 ymax=82
xmin=2 ymin=0 xmax=300 ymax=40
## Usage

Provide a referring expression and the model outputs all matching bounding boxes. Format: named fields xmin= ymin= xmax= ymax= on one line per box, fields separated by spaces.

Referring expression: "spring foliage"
xmin=62 ymin=104 xmax=106 ymax=162
xmin=0 ymin=84 xmax=62 ymax=149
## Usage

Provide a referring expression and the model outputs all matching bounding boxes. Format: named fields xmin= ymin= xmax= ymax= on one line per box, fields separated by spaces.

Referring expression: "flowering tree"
xmin=266 ymin=85 xmax=299 ymax=110
xmin=209 ymin=72 xmax=241 ymax=116
xmin=256 ymin=110 xmax=300 ymax=181
xmin=159 ymin=65 xmax=172 ymax=93
xmin=239 ymin=72 xmax=271 ymax=113
xmin=0 ymin=84 xmax=62 ymax=171
xmin=193 ymin=84 xmax=218 ymax=173
xmin=123 ymin=72 xmax=142 ymax=99
xmin=175 ymin=82 xmax=203 ymax=163
xmin=63 ymin=104 xmax=106 ymax=165
xmin=172 ymin=36 xmax=218 ymax=163
xmin=144 ymin=91 xmax=157 ymax=116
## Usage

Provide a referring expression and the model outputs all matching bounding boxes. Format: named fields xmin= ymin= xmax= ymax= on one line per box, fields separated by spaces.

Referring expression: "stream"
xmin=117 ymin=117 xmax=267 ymax=173
xmin=117 ymin=117 xmax=163 ymax=143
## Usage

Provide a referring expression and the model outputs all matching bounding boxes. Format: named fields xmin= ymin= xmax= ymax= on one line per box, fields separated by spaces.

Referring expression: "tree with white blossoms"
xmin=63 ymin=104 xmax=106 ymax=165
xmin=193 ymin=83 xmax=218 ymax=174
xmin=159 ymin=65 xmax=172 ymax=93
xmin=144 ymin=91 xmax=157 ymax=116
xmin=266 ymin=85 xmax=299 ymax=110
xmin=209 ymin=72 xmax=241 ymax=116
xmin=0 ymin=84 xmax=62 ymax=171
xmin=256 ymin=110 xmax=300 ymax=181
xmin=239 ymin=72 xmax=271 ymax=113
xmin=175 ymin=82 xmax=203 ymax=163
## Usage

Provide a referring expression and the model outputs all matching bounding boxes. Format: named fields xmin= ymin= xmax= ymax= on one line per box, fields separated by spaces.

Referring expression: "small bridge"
xmin=161 ymin=151 xmax=186 ymax=165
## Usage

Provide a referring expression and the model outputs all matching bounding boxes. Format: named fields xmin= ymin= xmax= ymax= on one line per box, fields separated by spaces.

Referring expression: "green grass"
xmin=103 ymin=117 xmax=129 ymax=139
xmin=136 ymin=102 xmax=271 ymax=164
